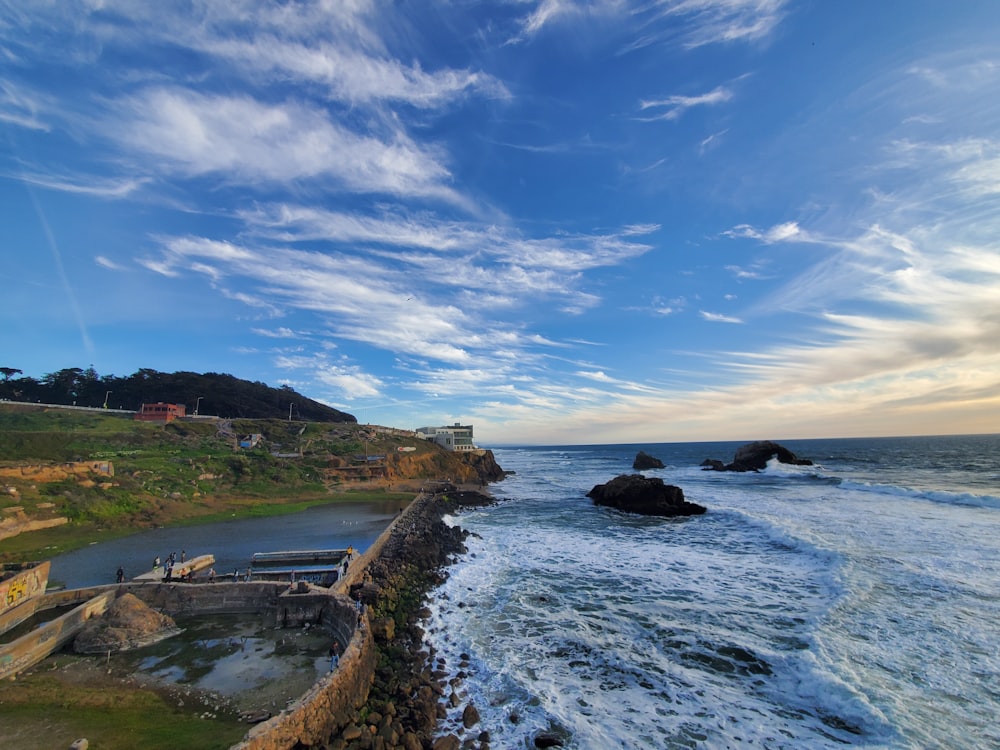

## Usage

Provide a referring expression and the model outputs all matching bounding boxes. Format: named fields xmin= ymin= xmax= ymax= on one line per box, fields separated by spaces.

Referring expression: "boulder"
xmin=587 ymin=475 xmax=706 ymax=517
xmin=462 ymin=702 xmax=480 ymax=728
xmin=702 ymin=440 xmax=813 ymax=472
xmin=632 ymin=451 xmax=665 ymax=470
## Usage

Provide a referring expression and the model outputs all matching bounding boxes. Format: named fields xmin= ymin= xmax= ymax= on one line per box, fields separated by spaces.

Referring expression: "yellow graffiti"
xmin=5 ymin=579 xmax=27 ymax=606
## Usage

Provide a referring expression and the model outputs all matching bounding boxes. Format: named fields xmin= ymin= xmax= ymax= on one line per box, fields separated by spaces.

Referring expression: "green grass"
xmin=0 ymin=662 xmax=247 ymax=750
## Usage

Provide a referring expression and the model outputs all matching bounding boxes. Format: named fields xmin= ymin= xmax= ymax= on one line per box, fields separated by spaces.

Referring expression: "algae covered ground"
xmin=0 ymin=653 xmax=250 ymax=750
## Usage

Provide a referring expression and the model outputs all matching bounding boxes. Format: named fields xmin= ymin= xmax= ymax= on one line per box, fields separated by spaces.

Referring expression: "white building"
xmin=415 ymin=423 xmax=477 ymax=452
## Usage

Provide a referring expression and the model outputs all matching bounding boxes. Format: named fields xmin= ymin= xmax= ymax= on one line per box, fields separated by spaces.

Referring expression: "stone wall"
xmin=233 ymin=602 xmax=377 ymax=750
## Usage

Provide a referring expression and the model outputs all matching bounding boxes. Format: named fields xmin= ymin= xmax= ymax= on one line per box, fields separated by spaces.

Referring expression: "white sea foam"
xmin=837 ymin=478 xmax=1000 ymax=509
xmin=425 ymin=438 xmax=1000 ymax=749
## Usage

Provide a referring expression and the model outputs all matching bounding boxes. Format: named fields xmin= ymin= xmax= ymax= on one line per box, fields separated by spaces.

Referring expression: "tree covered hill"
xmin=0 ymin=367 xmax=355 ymax=423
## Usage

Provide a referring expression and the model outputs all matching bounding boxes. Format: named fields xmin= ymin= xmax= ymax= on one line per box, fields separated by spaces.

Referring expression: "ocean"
xmin=424 ymin=435 xmax=1000 ymax=749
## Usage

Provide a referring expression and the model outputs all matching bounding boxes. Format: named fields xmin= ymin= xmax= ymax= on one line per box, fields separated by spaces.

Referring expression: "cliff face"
xmin=383 ymin=449 xmax=505 ymax=486
xmin=462 ymin=450 xmax=507 ymax=482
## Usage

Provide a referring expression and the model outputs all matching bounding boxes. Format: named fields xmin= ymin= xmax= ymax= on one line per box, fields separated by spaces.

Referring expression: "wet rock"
xmin=432 ymin=735 xmax=460 ymax=750
xmin=587 ymin=474 xmax=706 ymax=517
xmin=632 ymin=450 xmax=665 ymax=470
xmin=534 ymin=732 xmax=565 ymax=748
xmin=462 ymin=702 xmax=480 ymax=728
xmin=702 ymin=440 xmax=813 ymax=472
xmin=342 ymin=725 xmax=363 ymax=741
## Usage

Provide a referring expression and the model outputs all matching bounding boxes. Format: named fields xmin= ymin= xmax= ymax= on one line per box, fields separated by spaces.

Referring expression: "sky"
xmin=2 ymin=1 xmax=999 ymax=446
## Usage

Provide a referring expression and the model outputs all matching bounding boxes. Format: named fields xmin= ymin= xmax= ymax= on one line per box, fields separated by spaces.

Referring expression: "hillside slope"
xmin=0 ymin=367 xmax=355 ymax=422
xmin=0 ymin=405 xmax=504 ymax=561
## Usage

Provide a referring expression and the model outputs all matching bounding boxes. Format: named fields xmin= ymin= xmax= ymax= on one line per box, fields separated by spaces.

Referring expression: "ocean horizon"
xmin=426 ymin=434 xmax=1000 ymax=749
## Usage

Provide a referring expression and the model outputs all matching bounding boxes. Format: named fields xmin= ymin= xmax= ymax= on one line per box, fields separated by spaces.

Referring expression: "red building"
xmin=134 ymin=402 xmax=186 ymax=423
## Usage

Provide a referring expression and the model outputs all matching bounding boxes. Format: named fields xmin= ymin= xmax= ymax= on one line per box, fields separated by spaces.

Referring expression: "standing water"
xmin=425 ymin=435 xmax=1000 ymax=749
xmin=47 ymin=499 xmax=406 ymax=588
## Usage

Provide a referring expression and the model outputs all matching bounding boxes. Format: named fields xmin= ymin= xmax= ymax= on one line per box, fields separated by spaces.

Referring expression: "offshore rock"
xmin=587 ymin=474 xmax=706 ymax=517
xmin=701 ymin=440 xmax=814 ymax=472
xmin=632 ymin=450 xmax=665 ymax=470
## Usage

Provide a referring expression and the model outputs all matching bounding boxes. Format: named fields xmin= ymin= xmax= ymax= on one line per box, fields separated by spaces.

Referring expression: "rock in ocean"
xmin=701 ymin=440 xmax=813 ymax=472
xmin=587 ymin=474 xmax=706 ymax=517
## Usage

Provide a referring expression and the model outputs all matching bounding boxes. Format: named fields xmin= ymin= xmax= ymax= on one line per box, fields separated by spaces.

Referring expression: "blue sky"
xmin=2 ymin=1 xmax=999 ymax=445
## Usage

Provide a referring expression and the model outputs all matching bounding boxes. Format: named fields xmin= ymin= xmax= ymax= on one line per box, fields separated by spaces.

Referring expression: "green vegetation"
xmin=0 ymin=404 xmax=445 ymax=562
xmin=0 ymin=656 xmax=247 ymax=750
xmin=0 ymin=366 xmax=355 ymax=422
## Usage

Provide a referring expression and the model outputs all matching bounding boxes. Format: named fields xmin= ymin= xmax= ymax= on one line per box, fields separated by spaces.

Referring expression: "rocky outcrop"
xmin=701 ymin=440 xmax=813 ymax=472
xmin=0 ymin=508 xmax=68 ymax=541
xmin=383 ymin=450 xmax=506 ymax=487
xmin=587 ymin=474 xmax=706 ymax=517
xmin=0 ymin=461 xmax=114 ymax=481
xmin=460 ymin=450 xmax=508 ymax=483
xmin=632 ymin=451 xmax=664 ymax=470
xmin=73 ymin=593 xmax=178 ymax=653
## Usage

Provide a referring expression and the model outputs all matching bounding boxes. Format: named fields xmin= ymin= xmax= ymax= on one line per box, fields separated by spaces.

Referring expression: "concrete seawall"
xmin=0 ymin=590 xmax=114 ymax=681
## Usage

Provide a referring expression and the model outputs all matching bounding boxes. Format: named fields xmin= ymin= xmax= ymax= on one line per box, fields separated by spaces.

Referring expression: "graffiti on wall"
xmin=0 ymin=561 xmax=50 ymax=615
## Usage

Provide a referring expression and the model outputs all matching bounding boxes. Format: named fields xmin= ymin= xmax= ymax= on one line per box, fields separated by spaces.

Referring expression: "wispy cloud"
xmin=724 ymin=221 xmax=802 ymax=243
xmin=624 ymin=0 xmax=790 ymax=52
xmin=275 ymin=353 xmax=384 ymax=399
xmin=114 ymin=89 xmax=461 ymax=203
xmin=200 ymin=34 xmax=509 ymax=108
xmin=95 ymin=256 xmax=123 ymax=271
xmin=700 ymin=310 xmax=743 ymax=323
xmin=11 ymin=171 xmax=150 ymax=198
xmin=0 ymin=80 xmax=49 ymax=131
xmin=252 ymin=327 xmax=301 ymax=339
xmin=638 ymin=85 xmax=733 ymax=121
xmin=511 ymin=0 xmax=790 ymax=50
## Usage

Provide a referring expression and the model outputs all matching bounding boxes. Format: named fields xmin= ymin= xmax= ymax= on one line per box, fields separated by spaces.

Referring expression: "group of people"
xmin=151 ymin=550 xmax=189 ymax=581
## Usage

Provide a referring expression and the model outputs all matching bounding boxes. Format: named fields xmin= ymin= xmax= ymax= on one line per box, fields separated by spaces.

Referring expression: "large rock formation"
xmin=73 ymin=593 xmax=179 ymax=654
xmin=701 ymin=440 xmax=813 ymax=472
xmin=587 ymin=474 xmax=706 ymax=517
xmin=632 ymin=451 xmax=665 ymax=470
xmin=383 ymin=449 xmax=507 ymax=486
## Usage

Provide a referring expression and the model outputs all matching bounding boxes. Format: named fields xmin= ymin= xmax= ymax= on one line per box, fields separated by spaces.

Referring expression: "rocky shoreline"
xmin=332 ymin=486 xmax=495 ymax=750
